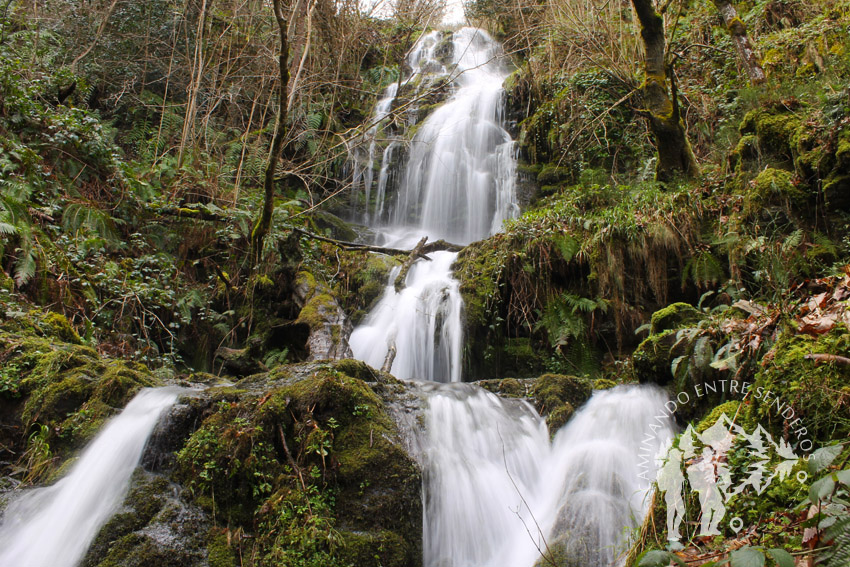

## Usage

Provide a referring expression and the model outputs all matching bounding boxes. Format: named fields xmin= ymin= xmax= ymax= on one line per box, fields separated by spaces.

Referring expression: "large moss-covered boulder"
xmin=174 ymin=360 xmax=422 ymax=567
xmin=0 ymin=327 xmax=160 ymax=479
xmin=632 ymin=329 xmax=678 ymax=385
xmin=649 ymin=302 xmax=701 ymax=335
xmin=81 ymin=471 xmax=209 ymax=567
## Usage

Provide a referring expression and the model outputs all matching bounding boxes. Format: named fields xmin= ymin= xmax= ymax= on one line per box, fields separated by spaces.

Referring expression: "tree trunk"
xmin=713 ymin=0 xmax=766 ymax=85
xmin=250 ymin=0 xmax=290 ymax=266
xmin=631 ymin=0 xmax=699 ymax=181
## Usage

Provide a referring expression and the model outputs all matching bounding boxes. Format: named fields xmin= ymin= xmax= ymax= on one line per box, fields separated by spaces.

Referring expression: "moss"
xmin=532 ymin=374 xmax=592 ymax=432
xmin=649 ymin=303 xmax=701 ymax=335
xmin=336 ymin=530 xmax=408 ymax=567
xmin=502 ymin=337 xmax=545 ymax=377
xmin=729 ymin=134 xmax=758 ymax=171
xmin=593 ymin=378 xmax=617 ymax=390
xmin=696 ymin=401 xmax=743 ymax=433
xmin=745 ymin=167 xmax=809 ymax=214
xmin=177 ymin=363 xmax=421 ymax=563
xmin=537 ymin=164 xmax=571 ymax=186
xmin=207 ymin=529 xmax=237 ymax=567
xmin=753 ymin=328 xmax=850 ymax=443
xmin=546 ymin=402 xmax=575 ymax=432
xmin=296 ymin=292 xmax=337 ymax=329
xmin=453 ymin=239 xmax=507 ymax=329
xmin=311 ymin=210 xmax=358 ymax=242
xmin=41 ymin=312 xmax=81 ymax=344
xmin=739 ymin=108 xmax=802 ymax=158
xmin=632 ymin=330 xmax=677 ymax=385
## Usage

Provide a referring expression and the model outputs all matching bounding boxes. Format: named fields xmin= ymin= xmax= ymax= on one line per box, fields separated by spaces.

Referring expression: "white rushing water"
xmin=350 ymin=28 xmax=518 ymax=382
xmin=0 ymin=388 xmax=180 ymax=567
xmin=422 ymin=385 xmax=674 ymax=567
xmin=350 ymin=247 xmax=463 ymax=382
xmin=391 ymin=27 xmax=519 ymax=244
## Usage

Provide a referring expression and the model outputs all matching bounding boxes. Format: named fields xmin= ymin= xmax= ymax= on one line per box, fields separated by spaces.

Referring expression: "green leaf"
xmin=835 ymin=469 xmax=850 ymax=486
xmin=639 ymin=550 xmax=673 ymax=567
xmin=730 ymin=547 xmax=765 ymax=567
xmin=766 ymin=548 xmax=794 ymax=567
xmin=808 ymin=445 xmax=843 ymax=474
xmin=809 ymin=475 xmax=836 ymax=503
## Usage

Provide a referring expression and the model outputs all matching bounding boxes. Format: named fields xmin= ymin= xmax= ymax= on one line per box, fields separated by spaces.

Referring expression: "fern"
xmin=535 ymin=292 xmax=607 ymax=349
xmin=62 ymin=202 xmax=121 ymax=246
xmin=684 ymin=250 xmax=725 ymax=289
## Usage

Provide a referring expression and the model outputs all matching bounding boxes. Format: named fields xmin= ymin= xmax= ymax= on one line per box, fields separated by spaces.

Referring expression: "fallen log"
xmin=395 ymin=237 xmax=429 ymax=292
xmin=291 ymin=228 xmax=463 ymax=258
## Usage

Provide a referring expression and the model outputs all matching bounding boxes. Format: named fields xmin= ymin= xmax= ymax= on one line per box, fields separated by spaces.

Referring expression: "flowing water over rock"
xmin=350 ymin=28 xmax=518 ymax=381
xmin=421 ymin=385 xmax=674 ymax=567
xmin=0 ymin=388 xmax=180 ymax=567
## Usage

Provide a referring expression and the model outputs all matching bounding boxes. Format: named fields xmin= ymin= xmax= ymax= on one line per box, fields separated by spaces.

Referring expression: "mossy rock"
xmin=593 ymin=378 xmax=617 ymax=390
xmin=0 ymin=329 xmax=159 ymax=471
xmin=531 ymin=373 xmax=592 ymax=432
xmin=696 ymin=400 xmax=751 ymax=433
xmin=649 ymin=303 xmax=702 ymax=335
xmin=728 ymin=134 xmax=758 ymax=171
xmin=739 ymin=108 xmax=802 ymax=159
xmin=477 ymin=377 xmax=531 ymax=398
xmin=753 ymin=327 xmax=850 ymax=443
xmin=81 ymin=471 xmax=209 ymax=567
xmin=744 ymin=167 xmax=810 ymax=214
xmin=175 ymin=362 xmax=422 ymax=565
xmin=537 ymin=164 xmax=571 ymax=186
xmin=336 ymin=529 xmax=409 ymax=567
xmin=632 ymin=330 xmax=678 ymax=385
xmin=40 ymin=312 xmax=81 ymax=344
xmin=310 ymin=210 xmax=359 ymax=242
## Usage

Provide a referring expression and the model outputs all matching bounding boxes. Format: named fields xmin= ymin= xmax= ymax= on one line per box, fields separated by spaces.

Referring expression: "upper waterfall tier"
xmin=350 ymin=28 xmax=519 ymax=245
xmin=393 ymin=28 xmax=519 ymax=244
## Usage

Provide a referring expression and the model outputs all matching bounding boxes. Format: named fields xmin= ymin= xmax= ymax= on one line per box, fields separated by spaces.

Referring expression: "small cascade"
xmin=0 ymin=388 xmax=180 ymax=567
xmin=349 ymin=249 xmax=463 ymax=382
xmin=421 ymin=385 xmax=674 ymax=567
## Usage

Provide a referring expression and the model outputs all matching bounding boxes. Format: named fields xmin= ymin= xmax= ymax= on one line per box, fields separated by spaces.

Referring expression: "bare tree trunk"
xmin=713 ymin=0 xmax=766 ymax=85
xmin=178 ymin=0 xmax=210 ymax=169
xmin=631 ymin=0 xmax=699 ymax=181
xmin=250 ymin=0 xmax=290 ymax=266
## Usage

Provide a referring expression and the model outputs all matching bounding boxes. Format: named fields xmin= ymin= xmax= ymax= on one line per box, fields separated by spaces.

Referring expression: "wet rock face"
xmin=80 ymin=470 xmax=210 ymax=567
xmin=293 ymin=271 xmax=355 ymax=361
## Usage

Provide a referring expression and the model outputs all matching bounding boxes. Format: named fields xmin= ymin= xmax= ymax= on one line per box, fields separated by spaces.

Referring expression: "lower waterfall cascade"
xmin=0 ymin=388 xmax=180 ymax=567
xmin=422 ymin=385 xmax=674 ymax=567
xmin=349 ymin=27 xmax=677 ymax=567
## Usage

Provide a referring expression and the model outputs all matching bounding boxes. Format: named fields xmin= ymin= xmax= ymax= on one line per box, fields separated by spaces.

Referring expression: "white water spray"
xmin=0 ymin=388 xmax=180 ymax=567
xmin=422 ymin=385 xmax=674 ymax=567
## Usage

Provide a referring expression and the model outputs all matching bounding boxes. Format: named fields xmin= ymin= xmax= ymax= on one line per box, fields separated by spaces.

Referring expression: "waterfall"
xmin=350 ymin=27 xmax=672 ymax=567
xmin=392 ymin=27 xmax=519 ymax=244
xmin=350 ymin=28 xmax=519 ymax=382
xmin=421 ymin=385 xmax=674 ymax=567
xmin=349 ymin=250 xmax=463 ymax=383
xmin=0 ymin=388 xmax=180 ymax=567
